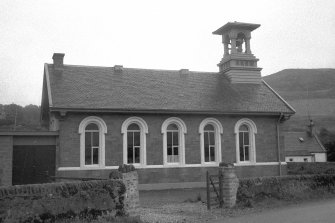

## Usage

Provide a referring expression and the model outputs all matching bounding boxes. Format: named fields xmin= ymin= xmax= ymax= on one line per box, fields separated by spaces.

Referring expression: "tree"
xmin=319 ymin=127 xmax=335 ymax=162
xmin=0 ymin=103 xmax=41 ymax=131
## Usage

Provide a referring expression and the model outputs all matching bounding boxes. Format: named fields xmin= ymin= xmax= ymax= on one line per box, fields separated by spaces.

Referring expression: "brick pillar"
xmin=221 ymin=166 xmax=239 ymax=208
xmin=122 ymin=171 xmax=139 ymax=209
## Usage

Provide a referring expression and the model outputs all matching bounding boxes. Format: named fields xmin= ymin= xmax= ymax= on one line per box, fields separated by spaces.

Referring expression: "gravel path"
xmin=132 ymin=189 xmax=335 ymax=223
xmin=133 ymin=202 xmax=218 ymax=223
xmin=131 ymin=188 xmax=253 ymax=223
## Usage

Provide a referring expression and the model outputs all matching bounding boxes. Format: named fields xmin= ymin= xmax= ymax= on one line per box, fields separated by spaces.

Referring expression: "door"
xmin=12 ymin=145 xmax=56 ymax=185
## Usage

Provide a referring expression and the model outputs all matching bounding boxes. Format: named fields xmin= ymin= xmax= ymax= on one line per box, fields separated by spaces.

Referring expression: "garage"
xmin=0 ymin=131 xmax=58 ymax=186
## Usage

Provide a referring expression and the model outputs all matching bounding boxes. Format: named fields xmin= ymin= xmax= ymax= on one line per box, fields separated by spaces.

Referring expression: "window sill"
xmin=81 ymin=165 xmax=106 ymax=169
xmin=127 ymin=163 xmax=146 ymax=168
xmin=201 ymin=162 xmax=219 ymax=166
xmin=164 ymin=163 xmax=184 ymax=167
xmin=234 ymin=162 xmax=255 ymax=166
xmin=234 ymin=162 xmax=287 ymax=166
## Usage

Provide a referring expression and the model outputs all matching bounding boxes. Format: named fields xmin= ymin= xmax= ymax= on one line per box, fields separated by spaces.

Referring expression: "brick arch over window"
xmin=234 ymin=118 xmax=257 ymax=164
xmin=78 ymin=116 xmax=107 ymax=168
xmin=199 ymin=118 xmax=223 ymax=165
xmin=161 ymin=117 xmax=187 ymax=166
xmin=121 ymin=117 xmax=148 ymax=166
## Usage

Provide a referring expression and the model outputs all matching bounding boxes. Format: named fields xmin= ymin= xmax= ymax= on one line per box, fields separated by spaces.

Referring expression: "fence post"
xmin=206 ymin=171 xmax=210 ymax=210
xmin=219 ymin=168 xmax=223 ymax=208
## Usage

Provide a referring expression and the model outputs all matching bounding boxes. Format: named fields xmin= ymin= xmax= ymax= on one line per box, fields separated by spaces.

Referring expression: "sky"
xmin=1 ymin=0 xmax=334 ymax=106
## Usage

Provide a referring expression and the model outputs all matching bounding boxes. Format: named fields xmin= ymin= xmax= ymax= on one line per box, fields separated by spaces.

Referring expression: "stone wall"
xmin=57 ymin=165 xmax=285 ymax=188
xmin=0 ymin=179 xmax=126 ymax=222
xmin=237 ymin=174 xmax=335 ymax=204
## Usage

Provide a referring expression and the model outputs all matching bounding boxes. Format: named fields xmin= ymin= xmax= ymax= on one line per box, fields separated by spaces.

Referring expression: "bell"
xmin=236 ymin=38 xmax=243 ymax=46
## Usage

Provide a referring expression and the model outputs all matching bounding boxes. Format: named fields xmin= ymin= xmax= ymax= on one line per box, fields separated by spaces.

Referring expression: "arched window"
xmin=78 ymin=116 xmax=107 ymax=168
xmin=161 ymin=117 xmax=187 ymax=166
xmin=234 ymin=118 xmax=257 ymax=163
xmin=121 ymin=117 xmax=148 ymax=166
xmin=199 ymin=118 xmax=223 ymax=165
xmin=127 ymin=124 xmax=141 ymax=164
xmin=167 ymin=124 xmax=179 ymax=163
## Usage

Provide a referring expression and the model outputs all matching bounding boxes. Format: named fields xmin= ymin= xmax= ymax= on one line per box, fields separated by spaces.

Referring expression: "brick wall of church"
xmin=56 ymin=113 xmax=285 ymax=184
xmin=0 ymin=136 xmax=13 ymax=186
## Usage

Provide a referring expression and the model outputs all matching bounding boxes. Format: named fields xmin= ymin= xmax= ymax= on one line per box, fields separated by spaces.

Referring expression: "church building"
xmin=40 ymin=22 xmax=295 ymax=189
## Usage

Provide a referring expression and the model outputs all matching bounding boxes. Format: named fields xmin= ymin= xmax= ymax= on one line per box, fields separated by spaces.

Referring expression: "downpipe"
xmin=277 ymin=113 xmax=284 ymax=176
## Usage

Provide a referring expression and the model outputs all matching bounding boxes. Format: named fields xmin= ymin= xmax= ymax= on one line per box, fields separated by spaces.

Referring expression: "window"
xmin=127 ymin=124 xmax=141 ymax=164
xmin=79 ymin=116 xmax=107 ymax=168
xmin=167 ymin=124 xmax=179 ymax=163
xmin=161 ymin=117 xmax=187 ymax=166
xmin=121 ymin=117 xmax=148 ymax=166
xmin=199 ymin=118 xmax=223 ymax=165
xmin=234 ymin=118 xmax=257 ymax=164
xmin=85 ymin=123 xmax=100 ymax=165
xmin=239 ymin=124 xmax=250 ymax=162
xmin=204 ymin=125 xmax=215 ymax=162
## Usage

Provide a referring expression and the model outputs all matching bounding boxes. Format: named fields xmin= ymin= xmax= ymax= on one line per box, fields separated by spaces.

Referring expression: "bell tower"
xmin=213 ymin=22 xmax=262 ymax=84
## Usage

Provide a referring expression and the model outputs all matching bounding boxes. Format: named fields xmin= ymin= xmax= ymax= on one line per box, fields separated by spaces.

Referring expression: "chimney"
xmin=179 ymin=69 xmax=189 ymax=76
xmin=307 ymin=119 xmax=314 ymax=137
xmin=114 ymin=65 xmax=123 ymax=73
xmin=52 ymin=53 xmax=65 ymax=73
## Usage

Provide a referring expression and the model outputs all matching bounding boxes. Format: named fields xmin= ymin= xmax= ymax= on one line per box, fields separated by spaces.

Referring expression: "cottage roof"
xmin=284 ymin=132 xmax=326 ymax=156
xmin=43 ymin=64 xmax=295 ymax=114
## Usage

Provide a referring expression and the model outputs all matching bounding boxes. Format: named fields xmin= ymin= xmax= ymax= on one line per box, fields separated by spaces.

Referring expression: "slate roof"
xmin=45 ymin=64 xmax=295 ymax=114
xmin=284 ymin=132 xmax=326 ymax=156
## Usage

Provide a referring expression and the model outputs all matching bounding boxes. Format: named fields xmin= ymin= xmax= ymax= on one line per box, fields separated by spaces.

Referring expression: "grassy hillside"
xmin=263 ymin=69 xmax=335 ymax=132
xmin=264 ymin=69 xmax=335 ymax=100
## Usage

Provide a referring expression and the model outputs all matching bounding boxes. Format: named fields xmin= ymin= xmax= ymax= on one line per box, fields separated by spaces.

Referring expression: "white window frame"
xmin=199 ymin=118 xmax=223 ymax=165
xmin=78 ymin=116 xmax=107 ymax=169
xmin=85 ymin=127 xmax=100 ymax=165
xmin=161 ymin=117 xmax=187 ymax=166
xmin=121 ymin=117 xmax=148 ymax=167
xmin=127 ymin=129 xmax=141 ymax=164
xmin=166 ymin=128 xmax=180 ymax=163
xmin=234 ymin=118 xmax=257 ymax=164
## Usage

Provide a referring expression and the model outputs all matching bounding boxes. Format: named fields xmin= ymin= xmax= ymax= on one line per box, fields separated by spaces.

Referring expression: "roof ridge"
xmin=262 ymin=80 xmax=296 ymax=114
xmin=46 ymin=63 xmax=218 ymax=74
xmin=313 ymin=133 xmax=326 ymax=151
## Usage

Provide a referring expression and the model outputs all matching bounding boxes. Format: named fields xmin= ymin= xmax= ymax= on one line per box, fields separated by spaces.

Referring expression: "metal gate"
xmin=206 ymin=171 xmax=223 ymax=209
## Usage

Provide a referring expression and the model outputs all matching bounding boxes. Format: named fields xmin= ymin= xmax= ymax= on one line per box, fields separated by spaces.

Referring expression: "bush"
xmin=118 ymin=164 xmax=135 ymax=173
xmin=237 ymin=174 xmax=335 ymax=207
xmin=109 ymin=170 xmax=122 ymax=179
xmin=287 ymin=162 xmax=335 ymax=175
xmin=55 ymin=214 xmax=144 ymax=223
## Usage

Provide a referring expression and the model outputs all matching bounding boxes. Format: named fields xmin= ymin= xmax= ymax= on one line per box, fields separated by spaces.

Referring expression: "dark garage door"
xmin=12 ymin=145 xmax=56 ymax=185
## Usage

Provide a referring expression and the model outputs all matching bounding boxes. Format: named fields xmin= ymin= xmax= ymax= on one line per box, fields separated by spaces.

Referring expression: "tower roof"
xmin=213 ymin=22 xmax=260 ymax=35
